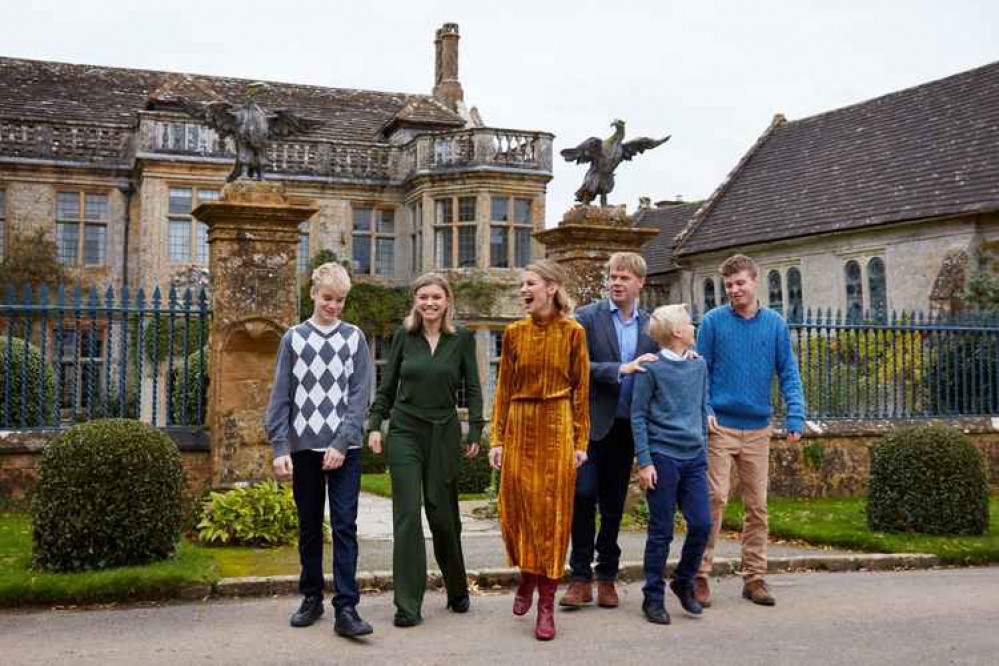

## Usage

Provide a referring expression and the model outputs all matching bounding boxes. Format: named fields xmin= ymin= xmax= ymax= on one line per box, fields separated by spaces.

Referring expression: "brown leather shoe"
xmin=558 ymin=581 xmax=593 ymax=608
xmin=596 ymin=581 xmax=619 ymax=608
xmin=694 ymin=577 xmax=712 ymax=608
xmin=742 ymin=579 xmax=776 ymax=606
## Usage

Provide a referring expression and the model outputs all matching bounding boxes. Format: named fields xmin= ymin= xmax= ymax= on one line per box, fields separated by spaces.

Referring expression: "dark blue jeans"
xmin=291 ymin=448 xmax=361 ymax=609
xmin=569 ymin=419 xmax=635 ymax=582
xmin=642 ymin=452 xmax=712 ymax=603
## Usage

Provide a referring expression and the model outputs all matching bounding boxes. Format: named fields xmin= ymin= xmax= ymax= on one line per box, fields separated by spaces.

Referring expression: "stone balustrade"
xmin=2 ymin=114 xmax=553 ymax=182
xmin=0 ymin=118 xmax=131 ymax=164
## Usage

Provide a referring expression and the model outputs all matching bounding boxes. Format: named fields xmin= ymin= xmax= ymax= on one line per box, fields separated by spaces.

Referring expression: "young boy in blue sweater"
xmin=631 ymin=304 xmax=711 ymax=625
xmin=266 ymin=262 xmax=374 ymax=638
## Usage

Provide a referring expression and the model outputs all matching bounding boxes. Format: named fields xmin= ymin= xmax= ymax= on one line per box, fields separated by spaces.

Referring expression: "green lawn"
xmin=0 ymin=513 xmax=218 ymax=607
xmin=723 ymin=496 xmax=999 ymax=565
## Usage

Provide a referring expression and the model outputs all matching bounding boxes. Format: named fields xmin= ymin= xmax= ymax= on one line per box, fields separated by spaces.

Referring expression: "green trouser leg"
xmin=424 ymin=415 xmax=468 ymax=604
xmin=388 ymin=410 xmax=467 ymax=620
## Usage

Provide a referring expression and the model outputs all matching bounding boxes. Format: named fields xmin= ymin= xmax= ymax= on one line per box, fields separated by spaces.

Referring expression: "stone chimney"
xmin=433 ymin=23 xmax=464 ymax=111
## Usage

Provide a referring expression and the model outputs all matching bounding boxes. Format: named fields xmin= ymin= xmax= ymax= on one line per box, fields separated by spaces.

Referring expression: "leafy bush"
xmin=0 ymin=336 xmax=57 ymax=427
xmin=456 ymin=433 xmax=493 ymax=495
xmin=196 ymin=480 xmax=299 ymax=546
xmin=32 ymin=419 xmax=186 ymax=571
xmin=867 ymin=425 xmax=989 ymax=535
xmin=170 ymin=347 xmax=209 ymax=426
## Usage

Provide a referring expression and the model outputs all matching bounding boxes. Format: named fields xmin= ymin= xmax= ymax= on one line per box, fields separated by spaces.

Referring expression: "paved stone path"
xmin=350 ymin=492 xmax=851 ymax=572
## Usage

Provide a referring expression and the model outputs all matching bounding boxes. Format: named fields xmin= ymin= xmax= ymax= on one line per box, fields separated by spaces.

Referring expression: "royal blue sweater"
xmin=630 ymin=355 xmax=709 ymax=467
xmin=696 ymin=305 xmax=805 ymax=434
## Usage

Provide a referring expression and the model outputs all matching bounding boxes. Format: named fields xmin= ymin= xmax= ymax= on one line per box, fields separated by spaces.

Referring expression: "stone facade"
xmin=675 ymin=212 xmax=999 ymax=316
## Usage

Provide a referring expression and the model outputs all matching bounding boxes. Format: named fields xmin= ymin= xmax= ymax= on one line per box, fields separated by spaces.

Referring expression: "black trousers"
xmin=568 ymin=419 xmax=635 ymax=582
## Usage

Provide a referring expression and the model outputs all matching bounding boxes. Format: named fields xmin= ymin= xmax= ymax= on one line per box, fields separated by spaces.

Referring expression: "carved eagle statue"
xmin=179 ymin=82 xmax=323 ymax=182
xmin=561 ymin=120 xmax=670 ymax=206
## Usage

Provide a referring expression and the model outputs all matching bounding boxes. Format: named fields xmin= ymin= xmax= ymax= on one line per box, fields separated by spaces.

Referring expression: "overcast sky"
xmin=6 ymin=0 xmax=997 ymax=226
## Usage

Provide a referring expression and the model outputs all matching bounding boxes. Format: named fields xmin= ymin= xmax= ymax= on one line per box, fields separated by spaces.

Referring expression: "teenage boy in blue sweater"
xmin=631 ymin=304 xmax=712 ymax=625
xmin=695 ymin=254 xmax=804 ymax=608
xmin=266 ymin=262 xmax=374 ymax=638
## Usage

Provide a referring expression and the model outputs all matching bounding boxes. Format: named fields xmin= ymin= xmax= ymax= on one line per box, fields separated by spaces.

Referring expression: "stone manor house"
xmin=641 ymin=59 xmax=999 ymax=318
xmin=0 ymin=23 xmax=552 ymax=412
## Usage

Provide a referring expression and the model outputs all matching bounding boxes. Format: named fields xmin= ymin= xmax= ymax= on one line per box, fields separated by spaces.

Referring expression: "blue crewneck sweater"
xmin=696 ymin=305 xmax=805 ymax=434
xmin=630 ymin=355 xmax=709 ymax=467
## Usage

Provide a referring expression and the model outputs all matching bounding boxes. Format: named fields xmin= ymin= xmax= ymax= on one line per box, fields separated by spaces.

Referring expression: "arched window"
xmin=787 ymin=267 xmax=803 ymax=323
xmin=703 ymin=278 xmax=716 ymax=311
xmin=719 ymin=277 xmax=729 ymax=305
xmin=868 ymin=257 xmax=887 ymax=320
xmin=845 ymin=260 xmax=863 ymax=322
xmin=767 ymin=270 xmax=783 ymax=316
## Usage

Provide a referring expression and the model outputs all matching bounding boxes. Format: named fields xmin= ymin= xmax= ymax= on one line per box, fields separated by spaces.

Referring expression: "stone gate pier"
xmin=535 ymin=204 xmax=659 ymax=304
xmin=193 ymin=181 xmax=317 ymax=486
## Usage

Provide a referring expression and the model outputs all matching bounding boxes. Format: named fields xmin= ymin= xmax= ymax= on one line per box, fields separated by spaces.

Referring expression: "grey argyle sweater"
xmin=265 ymin=320 xmax=372 ymax=458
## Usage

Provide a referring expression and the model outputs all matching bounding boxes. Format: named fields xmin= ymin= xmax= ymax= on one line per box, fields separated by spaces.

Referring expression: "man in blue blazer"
xmin=561 ymin=252 xmax=660 ymax=609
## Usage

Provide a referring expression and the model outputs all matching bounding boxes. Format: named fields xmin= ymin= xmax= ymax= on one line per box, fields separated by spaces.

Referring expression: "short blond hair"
xmin=607 ymin=252 xmax=647 ymax=279
xmin=524 ymin=260 xmax=574 ymax=317
xmin=404 ymin=272 xmax=456 ymax=334
xmin=310 ymin=262 xmax=351 ymax=294
xmin=648 ymin=304 xmax=691 ymax=346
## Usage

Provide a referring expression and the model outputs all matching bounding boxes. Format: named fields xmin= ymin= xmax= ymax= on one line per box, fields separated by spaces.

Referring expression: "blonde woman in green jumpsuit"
xmin=367 ymin=273 xmax=484 ymax=628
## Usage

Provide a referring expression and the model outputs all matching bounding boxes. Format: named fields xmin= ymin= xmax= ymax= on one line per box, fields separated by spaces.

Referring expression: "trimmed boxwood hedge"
xmin=0 ymin=336 xmax=56 ymax=427
xmin=866 ymin=424 xmax=989 ymax=535
xmin=32 ymin=418 xmax=187 ymax=571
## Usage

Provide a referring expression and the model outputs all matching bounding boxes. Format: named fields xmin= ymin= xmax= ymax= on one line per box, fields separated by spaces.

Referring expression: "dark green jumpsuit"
xmin=368 ymin=324 xmax=484 ymax=621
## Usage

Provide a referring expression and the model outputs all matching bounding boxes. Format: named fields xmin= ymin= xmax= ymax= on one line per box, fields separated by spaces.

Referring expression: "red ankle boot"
xmin=513 ymin=571 xmax=537 ymax=616
xmin=535 ymin=576 xmax=558 ymax=641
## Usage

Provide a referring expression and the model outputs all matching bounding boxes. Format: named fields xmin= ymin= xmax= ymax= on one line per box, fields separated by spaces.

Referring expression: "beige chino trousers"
xmin=697 ymin=424 xmax=772 ymax=583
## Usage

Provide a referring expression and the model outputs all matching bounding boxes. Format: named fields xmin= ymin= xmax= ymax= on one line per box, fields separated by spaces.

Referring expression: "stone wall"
xmin=0 ymin=429 xmax=212 ymax=508
xmin=748 ymin=418 xmax=999 ymax=498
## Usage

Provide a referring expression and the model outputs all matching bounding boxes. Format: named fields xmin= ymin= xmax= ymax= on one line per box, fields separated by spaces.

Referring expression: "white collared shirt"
xmin=660 ymin=348 xmax=686 ymax=362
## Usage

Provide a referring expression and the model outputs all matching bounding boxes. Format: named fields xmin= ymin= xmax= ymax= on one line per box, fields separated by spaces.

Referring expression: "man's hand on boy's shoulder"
xmin=620 ymin=352 xmax=659 ymax=375
xmin=273 ymin=455 xmax=293 ymax=481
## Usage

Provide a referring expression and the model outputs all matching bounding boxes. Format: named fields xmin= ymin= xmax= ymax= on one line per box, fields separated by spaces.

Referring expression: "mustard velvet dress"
xmin=490 ymin=315 xmax=590 ymax=579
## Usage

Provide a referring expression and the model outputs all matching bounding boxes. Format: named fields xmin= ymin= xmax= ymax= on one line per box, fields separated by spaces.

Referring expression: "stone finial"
xmin=638 ymin=196 xmax=651 ymax=211
xmin=433 ymin=23 xmax=464 ymax=111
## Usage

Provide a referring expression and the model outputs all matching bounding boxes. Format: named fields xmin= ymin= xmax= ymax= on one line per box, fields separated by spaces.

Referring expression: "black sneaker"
xmin=290 ymin=596 xmax=324 ymax=627
xmin=334 ymin=605 xmax=373 ymax=637
xmin=393 ymin=612 xmax=423 ymax=628
xmin=642 ymin=598 xmax=671 ymax=625
xmin=670 ymin=580 xmax=704 ymax=615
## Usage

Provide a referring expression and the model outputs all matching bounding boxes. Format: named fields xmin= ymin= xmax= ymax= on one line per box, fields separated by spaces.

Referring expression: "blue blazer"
xmin=575 ymin=299 xmax=660 ymax=442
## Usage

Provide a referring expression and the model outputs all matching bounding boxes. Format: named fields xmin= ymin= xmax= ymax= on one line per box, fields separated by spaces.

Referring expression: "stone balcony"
xmin=133 ymin=112 xmax=553 ymax=184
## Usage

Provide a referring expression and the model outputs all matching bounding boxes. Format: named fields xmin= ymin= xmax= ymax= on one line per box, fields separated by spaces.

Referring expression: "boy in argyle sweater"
xmin=266 ymin=262 xmax=373 ymax=638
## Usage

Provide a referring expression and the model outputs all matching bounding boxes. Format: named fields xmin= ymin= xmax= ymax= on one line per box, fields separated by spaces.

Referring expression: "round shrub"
xmin=866 ymin=425 xmax=989 ymax=535
xmin=456 ymin=434 xmax=494 ymax=496
xmin=0 ymin=336 xmax=56 ymax=427
xmin=32 ymin=419 xmax=186 ymax=571
xmin=195 ymin=480 xmax=298 ymax=546
xmin=170 ymin=347 xmax=208 ymax=426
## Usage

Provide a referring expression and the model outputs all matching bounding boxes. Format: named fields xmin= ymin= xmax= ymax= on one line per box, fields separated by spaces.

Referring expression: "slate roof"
xmin=0 ymin=56 xmax=464 ymax=143
xmin=638 ymin=201 xmax=702 ymax=275
xmin=675 ymin=60 xmax=999 ymax=256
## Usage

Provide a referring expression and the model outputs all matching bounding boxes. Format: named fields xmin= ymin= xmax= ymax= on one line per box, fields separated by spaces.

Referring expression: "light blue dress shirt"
xmin=610 ymin=299 xmax=639 ymax=419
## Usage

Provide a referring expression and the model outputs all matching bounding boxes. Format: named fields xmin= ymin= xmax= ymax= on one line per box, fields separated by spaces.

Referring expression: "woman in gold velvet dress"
xmin=488 ymin=260 xmax=590 ymax=641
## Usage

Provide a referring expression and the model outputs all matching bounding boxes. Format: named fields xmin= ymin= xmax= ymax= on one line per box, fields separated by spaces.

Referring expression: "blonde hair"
xmin=648 ymin=303 xmax=691 ymax=346
xmin=607 ymin=252 xmax=647 ymax=279
xmin=524 ymin=259 xmax=574 ymax=317
xmin=719 ymin=254 xmax=758 ymax=279
xmin=310 ymin=262 xmax=351 ymax=294
xmin=403 ymin=272 xmax=456 ymax=334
